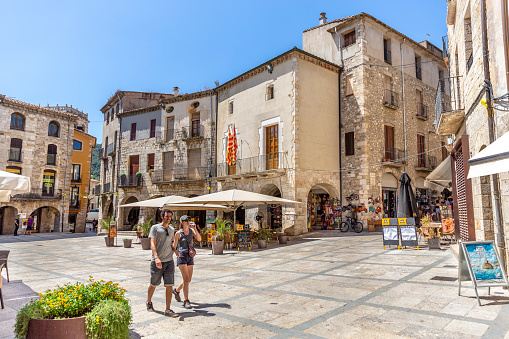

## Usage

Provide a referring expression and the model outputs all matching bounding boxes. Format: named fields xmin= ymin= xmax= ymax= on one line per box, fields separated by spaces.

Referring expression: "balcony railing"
xmin=416 ymin=154 xmax=437 ymax=170
xmin=152 ymin=167 xmax=208 ymax=183
xmin=155 ymin=129 xmax=176 ymax=143
xmin=384 ymin=50 xmax=392 ymax=65
xmin=92 ymin=184 xmax=101 ymax=195
xmin=383 ymin=89 xmax=399 ymax=108
xmin=69 ymin=201 xmax=81 ymax=210
xmin=217 ymin=152 xmax=289 ymax=177
xmin=119 ymin=175 xmax=143 ymax=187
xmin=12 ymin=189 xmax=63 ymax=200
xmin=71 ymin=176 xmax=81 ymax=183
xmin=103 ymin=182 xmax=111 ymax=193
xmin=47 ymin=154 xmax=57 ymax=166
xmin=382 ymin=147 xmax=405 ymax=164
xmin=107 ymin=143 xmax=116 ymax=156
xmin=416 ymin=103 xmax=429 ymax=119
xmin=434 ymin=76 xmax=464 ymax=135
xmin=9 ymin=149 xmax=22 ymax=162
xmin=179 ymin=124 xmax=205 ymax=139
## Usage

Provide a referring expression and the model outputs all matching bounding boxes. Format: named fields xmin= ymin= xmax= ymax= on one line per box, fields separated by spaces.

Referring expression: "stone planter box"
xmin=123 ymin=239 xmax=132 ymax=248
xmin=140 ymin=238 xmax=151 ymax=250
xmin=27 ymin=316 xmax=86 ymax=339
xmin=427 ymin=238 xmax=441 ymax=250
xmin=104 ymin=237 xmax=115 ymax=247
xmin=278 ymin=235 xmax=288 ymax=244
xmin=212 ymin=240 xmax=224 ymax=255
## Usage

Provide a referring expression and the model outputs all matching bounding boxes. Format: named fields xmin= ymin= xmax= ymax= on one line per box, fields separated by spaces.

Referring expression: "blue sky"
xmin=0 ymin=0 xmax=447 ymax=141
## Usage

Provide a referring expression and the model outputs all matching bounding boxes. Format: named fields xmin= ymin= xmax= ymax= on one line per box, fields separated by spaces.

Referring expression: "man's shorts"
xmin=176 ymin=252 xmax=194 ymax=266
xmin=150 ymin=260 xmax=174 ymax=287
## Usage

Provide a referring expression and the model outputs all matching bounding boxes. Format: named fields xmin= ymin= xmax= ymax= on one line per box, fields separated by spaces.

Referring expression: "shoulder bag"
xmin=181 ymin=229 xmax=196 ymax=257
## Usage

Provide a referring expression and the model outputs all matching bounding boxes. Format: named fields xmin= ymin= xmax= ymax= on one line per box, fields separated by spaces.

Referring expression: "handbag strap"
xmin=180 ymin=229 xmax=193 ymax=246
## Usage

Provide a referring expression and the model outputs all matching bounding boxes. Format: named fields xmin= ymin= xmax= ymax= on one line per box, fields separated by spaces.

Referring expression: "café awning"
xmin=425 ymin=155 xmax=452 ymax=190
xmin=467 ymin=130 xmax=509 ymax=179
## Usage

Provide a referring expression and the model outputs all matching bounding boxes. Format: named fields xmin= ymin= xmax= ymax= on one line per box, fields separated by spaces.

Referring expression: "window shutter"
xmin=150 ymin=120 xmax=156 ymax=138
xmin=345 ymin=132 xmax=354 ymax=156
xmin=130 ymin=123 xmax=136 ymax=141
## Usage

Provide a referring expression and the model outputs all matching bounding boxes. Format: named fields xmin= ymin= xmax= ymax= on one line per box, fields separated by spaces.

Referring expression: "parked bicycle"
xmin=339 ymin=217 xmax=363 ymax=233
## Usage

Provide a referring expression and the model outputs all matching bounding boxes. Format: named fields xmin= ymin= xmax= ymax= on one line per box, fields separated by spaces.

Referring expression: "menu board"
xmin=237 ymin=224 xmax=251 ymax=251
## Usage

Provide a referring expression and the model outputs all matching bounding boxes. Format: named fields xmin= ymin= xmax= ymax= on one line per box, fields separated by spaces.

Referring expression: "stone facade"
xmin=441 ymin=0 xmax=509 ymax=251
xmin=0 ymin=95 xmax=85 ymax=234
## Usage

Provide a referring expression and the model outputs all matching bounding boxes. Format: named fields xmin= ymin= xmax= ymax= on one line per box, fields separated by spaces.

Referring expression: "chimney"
xmin=173 ymin=87 xmax=179 ymax=96
xmin=319 ymin=12 xmax=327 ymax=25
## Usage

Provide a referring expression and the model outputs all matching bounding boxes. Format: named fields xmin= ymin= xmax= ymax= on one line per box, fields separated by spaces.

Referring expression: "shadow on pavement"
xmin=190 ymin=302 xmax=231 ymax=310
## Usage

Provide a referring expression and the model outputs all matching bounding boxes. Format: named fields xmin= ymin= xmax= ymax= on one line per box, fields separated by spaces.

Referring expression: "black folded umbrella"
xmin=397 ymin=172 xmax=420 ymax=222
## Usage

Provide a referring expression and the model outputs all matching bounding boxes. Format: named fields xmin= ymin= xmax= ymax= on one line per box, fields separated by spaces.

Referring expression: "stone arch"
xmin=120 ymin=196 xmax=140 ymax=230
xmin=30 ymin=206 xmax=61 ymax=233
xmin=381 ymin=172 xmax=398 ymax=188
xmin=0 ymin=206 xmax=18 ymax=235
xmin=260 ymin=183 xmax=281 ymax=197
xmin=307 ymin=183 xmax=339 ymax=229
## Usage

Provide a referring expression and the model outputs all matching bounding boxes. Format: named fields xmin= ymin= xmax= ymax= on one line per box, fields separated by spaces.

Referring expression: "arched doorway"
xmin=0 ymin=206 xmax=18 ymax=235
xmin=260 ymin=184 xmax=282 ymax=229
xmin=30 ymin=206 xmax=61 ymax=233
xmin=382 ymin=173 xmax=398 ymax=218
xmin=307 ymin=183 xmax=339 ymax=230
xmin=122 ymin=196 xmax=140 ymax=229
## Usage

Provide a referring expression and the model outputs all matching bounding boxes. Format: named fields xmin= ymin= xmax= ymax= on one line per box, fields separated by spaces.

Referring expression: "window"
xmin=147 ymin=153 xmax=155 ymax=171
xmin=265 ymin=125 xmax=279 ymax=170
xmin=415 ymin=55 xmax=422 ymax=80
xmin=42 ymin=170 xmax=56 ymax=196
xmin=150 ymin=119 xmax=156 ymax=138
xmin=384 ymin=126 xmax=395 ymax=160
xmin=383 ymin=38 xmax=392 ymax=65
xmin=73 ymin=140 xmax=82 ymax=150
xmin=130 ymin=123 xmax=136 ymax=141
xmin=345 ymin=132 xmax=355 ymax=156
xmin=116 ymin=103 xmax=120 ymax=115
xmin=416 ymin=89 xmax=423 ymax=117
xmin=47 ymin=144 xmax=57 ymax=165
xmin=343 ymin=30 xmax=356 ymax=48
xmin=9 ymin=138 xmax=22 ymax=162
xmin=48 ymin=121 xmax=60 ymax=137
xmin=72 ymin=164 xmax=81 ymax=182
xmin=345 ymin=75 xmax=354 ymax=96
xmin=10 ymin=113 xmax=25 ymax=131
xmin=166 ymin=116 xmax=174 ymax=141
xmin=6 ymin=166 xmax=22 ymax=175
xmin=417 ymin=134 xmax=425 ymax=166
xmin=266 ymin=84 xmax=274 ymax=101
xmin=105 ymin=112 xmax=109 ymax=125
xmin=191 ymin=113 xmax=200 ymax=137
xmin=70 ymin=186 xmax=80 ymax=208
xmin=228 ymin=100 xmax=234 ymax=115
xmin=142 ymin=93 xmax=151 ymax=99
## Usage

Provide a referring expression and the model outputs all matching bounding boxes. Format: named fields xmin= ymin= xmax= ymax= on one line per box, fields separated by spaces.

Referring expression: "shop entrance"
xmin=68 ymin=214 xmax=77 ymax=233
xmin=0 ymin=206 xmax=18 ymax=235
xmin=122 ymin=196 xmax=140 ymax=228
xmin=381 ymin=173 xmax=398 ymax=218
xmin=307 ymin=184 xmax=340 ymax=230
xmin=261 ymin=184 xmax=282 ymax=229
xmin=31 ymin=206 xmax=61 ymax=233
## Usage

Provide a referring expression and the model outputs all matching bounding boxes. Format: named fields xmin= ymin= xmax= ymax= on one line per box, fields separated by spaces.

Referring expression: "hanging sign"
xmin=459 ymin=241 xmax=509 ymax=306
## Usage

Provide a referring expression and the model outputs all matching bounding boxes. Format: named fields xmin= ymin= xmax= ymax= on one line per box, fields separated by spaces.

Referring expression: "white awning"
xmin=425 ymin=155 xmax=452 ymax=190
xmin=468 ymin=131 xmax=509 ymax=179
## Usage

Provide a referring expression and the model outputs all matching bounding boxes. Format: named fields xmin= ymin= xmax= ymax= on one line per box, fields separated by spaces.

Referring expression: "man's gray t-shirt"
xmin=148 ymin=224 xmax=175 ymax=263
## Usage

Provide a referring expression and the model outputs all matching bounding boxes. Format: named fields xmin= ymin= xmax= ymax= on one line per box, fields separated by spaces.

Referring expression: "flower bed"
xmin=15 ymin=277 xmax=131 ymax=339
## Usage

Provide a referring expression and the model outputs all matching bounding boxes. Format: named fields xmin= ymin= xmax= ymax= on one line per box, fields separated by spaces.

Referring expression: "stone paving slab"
xmin=1 ymin=231 xmax=509 ymax=338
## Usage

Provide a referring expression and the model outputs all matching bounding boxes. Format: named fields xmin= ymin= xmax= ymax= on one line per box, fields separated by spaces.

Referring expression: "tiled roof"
xmin=303 ymin=14 xmax=358 ymax=33
xmin=0 ymin=94 xmax=79 ymax=120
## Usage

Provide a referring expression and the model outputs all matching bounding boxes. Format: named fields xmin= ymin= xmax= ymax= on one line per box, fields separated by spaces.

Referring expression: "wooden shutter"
xmin=129 ymin=155 xmax=139 ymax=177
xmin=417 ymin=134 xmax=425 ymax=166
xmin=345 ymin=132 xmax=354 ymax=156
xmin=265 ymin=125 xmax=279 ymax=170
xmin=150 ymin=119 xmax=156 ymax=138
xmin=163 ymin=152 xmax=174 ymax=181
xmin=188 ymin=149 xmax=201 ymax=179
xmin=147 ymin=153 xmax=155 ymax=170
xmin=130 ymin=123 xmax=136 ymax=141
xmin=452 ymin=140 xmax=475 ymax=241
xmin=384 ymin=126 xmax=394 ymax=160
xmin=166 ymin=117 xmax=174 ymax=141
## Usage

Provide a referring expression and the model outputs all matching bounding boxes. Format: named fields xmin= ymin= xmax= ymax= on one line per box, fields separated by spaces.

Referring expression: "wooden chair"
xmin=0 ymin=263 xmax=5 ymax=309
xmin=0 ymin=251 xmax=9 ymax=282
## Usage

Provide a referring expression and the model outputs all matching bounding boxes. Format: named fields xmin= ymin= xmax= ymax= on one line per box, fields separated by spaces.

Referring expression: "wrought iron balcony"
xmin=416 ymin=154 xmax=437 ymax=171
xmin=92 ymin=185 xmax=101 ymax=195
xmin=383 ymin=89 xmax=399 ymax=108
xmin=107 ymin=143 xmax=116 ymax=156
xmin=11 ymin=189 xmax=63 ymax=200
xmin=47 ymin=154 xmax=57 ymax=166
xmin=179 ymin=124 xmax=205 ymax=140
xmin=217 ymin=152 xmax=289 ymax=177
xmin=416 ymin=103 xmax=429 ymax=120
xmin=155 ymin=129 xmax=176 ymax=144
xmin=103 ymin=182 xmax=111 ymax=193
xmin=382 ymin=147 xmax=405 ymax=166
xmin=434 ymin=76 xmax=465 ymax=135
xmin=69 ymin=201 xmax=81 ymax=210
xmin=119 ymin=175 xmax=143 ymax=187
xmin=152 ymin=167 xmax=208 ymax=183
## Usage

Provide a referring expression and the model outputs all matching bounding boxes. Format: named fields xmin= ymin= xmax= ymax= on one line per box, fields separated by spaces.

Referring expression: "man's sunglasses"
xmin=165 ymin=228 xmax=169 ymax=236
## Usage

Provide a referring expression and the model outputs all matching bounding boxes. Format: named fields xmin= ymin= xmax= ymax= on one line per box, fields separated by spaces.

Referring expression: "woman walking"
xmin=173 ymin=215 xmax=201 ymax=309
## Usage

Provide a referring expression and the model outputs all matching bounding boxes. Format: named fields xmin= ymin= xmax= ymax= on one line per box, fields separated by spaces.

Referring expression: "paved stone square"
xmin=1 ymin=231 xmax=509 ymax=338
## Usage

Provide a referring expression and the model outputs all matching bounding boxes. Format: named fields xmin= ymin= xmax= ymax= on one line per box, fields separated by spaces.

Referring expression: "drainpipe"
xmin=61 ymin=117 xmax=71 ymax=232
xmin=400 ymin=38 xmax=407 ymax=171
xmin=335 ymin=27 xmax=344 ymax=208
xmin=115 ymin=117 xmax=122 ymax=221
xmin=481 ymin=0 xmax=506 ymax=270
xmin=502 ymin=0 xmax=509 ymax=91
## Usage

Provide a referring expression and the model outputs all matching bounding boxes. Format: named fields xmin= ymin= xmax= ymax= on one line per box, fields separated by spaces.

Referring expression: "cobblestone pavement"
xmin=1 ymin=231 xmax=509 ymax=338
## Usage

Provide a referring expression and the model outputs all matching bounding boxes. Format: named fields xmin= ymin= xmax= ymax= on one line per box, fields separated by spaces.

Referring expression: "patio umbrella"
xmin=0 ymin=170 xmax=30 ymax=202
xmin=397 ymin=172 xmax=419 ymax=221
xmin=168 ymin=189 xmax=301 ymax=227
xmin=119 ymin=195 xmax=229 ymax=210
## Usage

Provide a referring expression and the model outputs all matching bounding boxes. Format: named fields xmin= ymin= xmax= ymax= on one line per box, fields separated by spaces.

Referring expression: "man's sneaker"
xmin=183 ymin=300 xmax=192 ymax=309
xmin=173 ymin=288 xmax=182 ymax=302
xmin=146 ymin=301 xmax=154 ymax=312
xmin=164 ymin=309 xmax=179 ymax=318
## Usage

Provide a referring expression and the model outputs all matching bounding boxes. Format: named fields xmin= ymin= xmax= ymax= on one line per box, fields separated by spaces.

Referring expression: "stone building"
xmin=434 ymin=0 xmax=509 ymax=252
xmin=0 ymin=96 xmax=92 ymax=234
xmin=114 ymin=90 xmax=215 ymax=230
xmin=302 ymin=13 xmax=448 ymax=222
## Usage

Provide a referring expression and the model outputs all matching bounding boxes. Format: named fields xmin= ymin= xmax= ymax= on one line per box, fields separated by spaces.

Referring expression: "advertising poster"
xmin=465 ymin=243 xmax=503 ymax=281
xmin=109 ymin=221 xmax=117 ymax=238
xmin=382 ymin=225 xmax=398 ymax=241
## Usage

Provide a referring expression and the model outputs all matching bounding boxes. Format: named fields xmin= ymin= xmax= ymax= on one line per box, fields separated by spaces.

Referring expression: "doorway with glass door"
xmin=265 ymin=125 xmax=279 ymax=170
xmin=129 ymin=155 xmax=139 ymax=186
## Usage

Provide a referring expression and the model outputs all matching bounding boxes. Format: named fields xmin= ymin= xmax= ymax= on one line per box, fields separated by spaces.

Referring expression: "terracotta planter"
xmin=257 ymin=240 xmax=267 ymax=248
xmin=140 ymin=238 xmax=151 ymax=250
xmin=123 ymin=239 xmax=132 ymax=248
xmin=212 ymin=240 xmax=224 ymax=255
xmin=278 ymin=235 xmax=288 ymax=244
xmin=104 ymin=237 xmax=115 ymax=247
xmin=27 ymin=316 xmax=86 ymax=339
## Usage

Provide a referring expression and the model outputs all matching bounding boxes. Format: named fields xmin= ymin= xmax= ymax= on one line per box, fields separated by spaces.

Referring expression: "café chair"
xmin=0 ymin=251 xmax=9 ymax=282
xmin=0 ymin=263 xmax=5 ymax=309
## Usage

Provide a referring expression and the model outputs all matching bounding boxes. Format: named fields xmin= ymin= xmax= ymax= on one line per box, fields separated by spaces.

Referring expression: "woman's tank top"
xmin=177 ymin=229 xmax=193 ymax=253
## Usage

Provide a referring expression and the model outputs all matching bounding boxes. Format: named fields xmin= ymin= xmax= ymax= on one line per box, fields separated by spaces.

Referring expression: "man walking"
xmin=146 ymin=209 xmax=179 ymax=317
xmin=13 ymin=214 xmax=20 ymax=236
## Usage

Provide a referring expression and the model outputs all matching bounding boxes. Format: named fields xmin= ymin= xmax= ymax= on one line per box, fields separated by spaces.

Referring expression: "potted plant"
xmin=100 ymin=216 xmax=115 ymax=247
xmin=120 ymin=173 xmax=126 ymax=186
xmin=276 ymin=228 xmax=288 ymax=244
xmin=212 ymin=218 xmax=233 ymax=255
xmin=254 ymin=228 xmax=272 ymax=248
xmin=123 ymin=238 xmax=132 ymax=248
xmin=135 ymin=172 xmax=142 ymax=186
xmin=134 ymin=219 xmax=153 ymax=250
xmin=15 ymin=277 xmax=131 ymax=339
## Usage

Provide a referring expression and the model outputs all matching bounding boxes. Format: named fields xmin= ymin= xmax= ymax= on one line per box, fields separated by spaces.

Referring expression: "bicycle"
xmin=339 ymin=217 xmax=363 ymax=233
